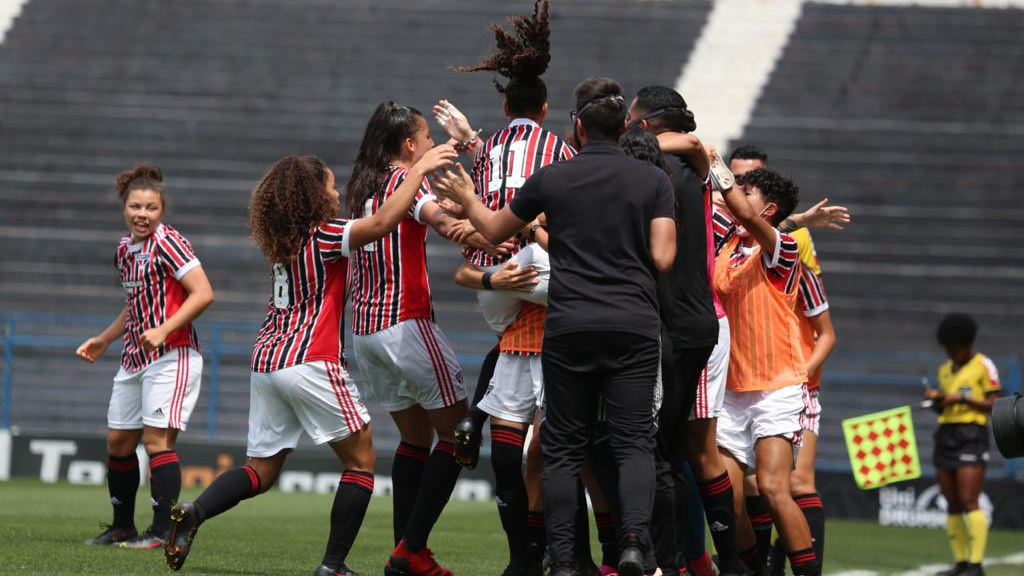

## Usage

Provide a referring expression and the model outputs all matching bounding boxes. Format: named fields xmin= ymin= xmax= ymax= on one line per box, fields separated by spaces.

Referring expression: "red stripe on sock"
xmin=396 ymin=443 xmax=430 ymax=462
xmin=341 ymin=471 xmax=375 ymax=492
xmin=433 ymin=441 xmax=455 ymax=456
xmin=149 ymin=452 xmax=179 ymax=469
xmin=107 ymin=457 xmax=138 ymax=472
xmin=242 ymin=465 xmax=261 ymax=495
xmin=698 ymin=475 xmax=732 ymax=497
xmin=491 ymin=431 xmax=526 ymax=447
xmin=527 ymin=512 xmax=545 ymax=527
xmin=750 ymin=513 xmax=773 ymax=525
xmin=788 ymin=552 xmax=817 ymax=566
xmin=796 ymin=498 xmax=823 ymax=509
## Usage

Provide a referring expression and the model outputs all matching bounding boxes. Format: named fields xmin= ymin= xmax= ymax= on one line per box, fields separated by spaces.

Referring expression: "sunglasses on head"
xmin=569 ymin=94 xmax=625 ymax=123
xmin=629 ymin=105 xmax=684 ymax=126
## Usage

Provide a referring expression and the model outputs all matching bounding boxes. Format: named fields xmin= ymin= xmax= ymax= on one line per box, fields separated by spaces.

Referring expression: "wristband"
xmin=481 ymin=272 xmax=494 ymax=291
xmin=456 ymin=130 xmax=479 ymax=153
xmin=529 ymin=224 xmax=543 ymax=241
xmin=779 ymin=217 xmax=798 ymax=233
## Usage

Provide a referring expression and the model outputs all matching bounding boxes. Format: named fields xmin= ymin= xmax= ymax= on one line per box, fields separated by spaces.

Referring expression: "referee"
xmin=433 ymin=77 xmax=676 ymax=576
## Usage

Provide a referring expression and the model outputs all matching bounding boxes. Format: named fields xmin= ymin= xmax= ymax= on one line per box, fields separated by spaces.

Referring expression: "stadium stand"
xmin=736 ymin=2 xmax=1024 ymax=475
xmin=0 ymin=0 xmax=712 ymax=444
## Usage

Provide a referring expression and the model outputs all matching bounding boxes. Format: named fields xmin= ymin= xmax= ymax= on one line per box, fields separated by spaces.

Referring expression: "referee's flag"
xmin=841 ymin=405 xmax=922 ymax=489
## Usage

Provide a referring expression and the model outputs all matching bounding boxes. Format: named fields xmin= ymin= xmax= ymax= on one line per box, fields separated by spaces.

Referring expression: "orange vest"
xmin=500 ymin=302 xmax=546 ymax=355
xmin=715 ymin=236 xmax=808 ymax=392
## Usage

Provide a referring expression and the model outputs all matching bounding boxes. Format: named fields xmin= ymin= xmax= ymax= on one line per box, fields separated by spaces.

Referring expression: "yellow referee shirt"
xmin=937 ymin=353 xmax=1001 ymax=425
xmin=790 ymin=228 xmax=821 ymax=275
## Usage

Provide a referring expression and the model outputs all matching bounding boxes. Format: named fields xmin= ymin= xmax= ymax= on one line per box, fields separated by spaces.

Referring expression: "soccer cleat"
xmin=118 ymin=527 xmax=164 ymax=549
xmin=315 ymin=563 xmax=361 ymax=576
xmin=164 ymin=502 xmax=201 ymax=571
xmin=84 ymin=523 xmax=137 ymax=546
xmin=935 ymin=563 xmax=968 ymax=576
xmin=960 ymin=564 xmax=984 ymax=576
xmin=384 ymin=540 xmax=453 ymax=576
xmin=617 ymin=545 xmax=644 ymax=576
xmin=453 ymin=415 xmax=481 ymax=469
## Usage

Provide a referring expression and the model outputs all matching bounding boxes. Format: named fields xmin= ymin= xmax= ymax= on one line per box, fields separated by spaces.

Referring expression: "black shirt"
xmin=509 ymin=141 xmax=676 ymax=340
xmin=658 ymin=153 xmax=719 ymax=348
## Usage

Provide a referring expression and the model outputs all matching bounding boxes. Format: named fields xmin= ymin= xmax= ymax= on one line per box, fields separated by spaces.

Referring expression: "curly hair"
xmin=454 ymin=0 xmax=550 ymax=115
xmin=620 ymin=126 xmax=671 ymax=176
xmin=250 ymin=155 xmax=337 ymax=263
xmin=740 ymin=167 xmax=799 ymax=225
xmin=116 ymin=162 xmax=166 ymax=207
xmin=936 ymin=313 xmax=978 ymax=348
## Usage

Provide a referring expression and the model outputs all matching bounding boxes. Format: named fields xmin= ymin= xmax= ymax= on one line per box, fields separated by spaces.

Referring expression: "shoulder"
xmin=155 ymin=224 xmax=191 ymax=247
xmin=976 ymin=354 xmax=1000 ymax=378
xmin=938 ymin=359 xmax=953 ymax=377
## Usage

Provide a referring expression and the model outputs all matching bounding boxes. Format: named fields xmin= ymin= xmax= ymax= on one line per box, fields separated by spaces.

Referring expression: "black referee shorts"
xmin=933 ymin=423 xmax=990 ymax=470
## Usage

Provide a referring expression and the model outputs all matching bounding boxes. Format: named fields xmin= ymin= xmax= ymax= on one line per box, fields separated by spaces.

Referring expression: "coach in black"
xmin=434 ymin=77 xmax=676 ymax=576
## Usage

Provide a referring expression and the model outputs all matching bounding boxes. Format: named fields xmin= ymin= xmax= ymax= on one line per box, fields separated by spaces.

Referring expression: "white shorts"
xmin=352 ymin=318 xmax=467 ymax=412
xmin=716 ymin=383 xmax=805 ymax=468
xmin=247 ymin=361 xmax=370 ymax=458
xmin=690 ymin=315 xmax=730 ymax=420
xmin=478 ymin=354 xmax=544 ymax=424
xmin=108 ymin=346 xmax=202 ymax=431
xmin=799 ymin=386 xmax=822 ymax=435
xmin=477 ymin=243 xmax=550 ymax=332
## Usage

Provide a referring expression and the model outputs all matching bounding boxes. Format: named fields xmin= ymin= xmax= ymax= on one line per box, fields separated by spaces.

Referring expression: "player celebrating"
xmin=343 ymin=101 xmax=472 ymax=576
xmin=163 ymin=149 xmax=455 ymax=575
xmin=76 ymin=163 xmax=214 ymax=550
xmin=927 ymin=314 xmax=1001 ymax=576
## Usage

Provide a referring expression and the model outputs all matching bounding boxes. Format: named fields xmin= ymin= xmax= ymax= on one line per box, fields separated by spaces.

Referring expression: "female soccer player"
xmin=344 ymin=101 xmax=481 ymax=576
xmin=163 ymin=149 xmax=455 ymax=576
xmin=926 ymin=314 xmax=1001 ymax=576
xmin=76 ymin=163 xmax=214 ymax=549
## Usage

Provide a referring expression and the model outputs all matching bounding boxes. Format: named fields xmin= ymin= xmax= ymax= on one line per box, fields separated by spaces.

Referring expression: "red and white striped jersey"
xmin=467 ymin=119 xmax=575 ymax=268
xmin=116 ymin=223 xmax=201 ymax=372
xmin=349 ymin=165 xmax=436 ymax=336
xmin=712 ymin=207 xmax=801 ymax=294
xmin=798 ymin=266 xmax=829 ymax=318
xmin=251 ymin=219 xmax=352 ymax=372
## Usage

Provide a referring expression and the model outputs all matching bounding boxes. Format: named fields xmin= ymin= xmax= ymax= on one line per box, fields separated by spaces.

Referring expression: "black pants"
xmin=541 ymin=331 xmax=659 ymax=567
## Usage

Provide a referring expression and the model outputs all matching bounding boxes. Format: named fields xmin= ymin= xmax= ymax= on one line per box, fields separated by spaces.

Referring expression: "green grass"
xmin=0 ymin=478 xmax=1021 ymax=576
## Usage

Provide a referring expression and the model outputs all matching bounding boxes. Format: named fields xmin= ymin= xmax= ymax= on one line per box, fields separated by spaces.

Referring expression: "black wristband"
xmin=481 ymin=272 xmax=494 ymax=291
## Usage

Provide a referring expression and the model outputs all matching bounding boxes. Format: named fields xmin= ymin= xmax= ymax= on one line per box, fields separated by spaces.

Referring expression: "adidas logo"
xmin=495 ymin=496 xmax=509 ymax=507
xmin=110 ymin=496 xmax=123 ymax=506
xmin=152 ymin=408 xmax=164 ymax=417
xmin=710 ymin=521 xmax=729 ymax=532
xmin=151 ymin=498 xmax=159 ymax=507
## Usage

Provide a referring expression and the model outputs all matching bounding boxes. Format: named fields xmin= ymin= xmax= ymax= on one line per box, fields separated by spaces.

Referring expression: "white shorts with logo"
xmin=352 ymin=318 xmax=467 ymax=412
xmin=477 ymin=243 xmax=549 ymax=333
xmin=478 ymin=353 xmax=544 ymax=424
xmin=799 ymin=386 xmax=822 ymax=435
xmin=108 ymin=346 xmax=202 ymax=431
xmin=247 ymin=361 xmax=370 ymax=458
xmin=716 ymin=383 xmax=805 ymax=468
xmin=690 ymin=315 xmax=730 ymax=420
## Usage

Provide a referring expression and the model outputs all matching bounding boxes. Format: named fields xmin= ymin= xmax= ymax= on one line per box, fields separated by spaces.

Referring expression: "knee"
xmin=756 ymin=474 xmax=789 ymax=504
xmin=789 ymin=470 xmax=815 ymax=496
xmin=141 ymin=429 xmax=176 ymax=454
xmin=106 ymin=430 xmax=139 ymax=456
xmin=246 ymin=460 xmax=280 ymax=493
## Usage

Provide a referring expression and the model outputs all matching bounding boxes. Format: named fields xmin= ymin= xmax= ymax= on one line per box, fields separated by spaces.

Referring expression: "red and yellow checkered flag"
xmin=841 ymin=405 xmax=921 ymax=489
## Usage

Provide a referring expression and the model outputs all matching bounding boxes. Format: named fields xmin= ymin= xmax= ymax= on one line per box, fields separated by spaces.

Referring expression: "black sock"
xmin=148 ymin=451 xmax=181 ymax=536
xmin=107 ymin=453 xmax=139 ymax=530
xmin=786 ymin=547 xmax=819 ymax=576
xmin=739 ymin=545 xmax=760 ymax=575
xmin=194 ymin=465 xmax=261 ymax=523
xmin=699 ymin=473 xmax=742 ymax=570
xmin=402 ymin=440 xmax=461 ymax=551
xmin=594 ymin=511 xmax=618 ymax=567
xmin=746 ymin=495 xmax=773 ymax=576
xmin=491 ymin=425 xmax=529 ymax=567
xmin=527 ymin=510 xmax=546 ymax=567
xmin=392 ymin=441 xmax=429 ymax=545
xmin=323 ymin=471 xmax=374 ymax=569
xmin=794 ymin=493 xmax=825 ymax=569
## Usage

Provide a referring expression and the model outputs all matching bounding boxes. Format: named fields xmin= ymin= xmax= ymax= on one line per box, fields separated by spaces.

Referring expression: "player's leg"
xmin=91 ymin=369 xmax=145 ymax=546
xmin=679 ymin=462 xmax=717 ymax=576
xmin=720 ymin=450 xmax=757 ymax=574
xmin=937 ymin=468 xmax=969 ymax=575
xmin=319 ymin=424 xmax=376 ymax=576
xmin=753 ymin=437 xmax=816 ymax=576
xmin=124 ymin=347 xmax=203 ymax=547
xmin=743 ymin=476 xmax=773 ymax=576
xmin=390 ymin=405 xmax=435 ymax=545
xmin=957 ymin=464 xmax=988 ymax=575
xmin=454 ymin=343 xmax=500 ymax=469
xmin=715 ymin=388 xmax=758 ymax=574
xmin=789 ymin=427 xmax=824 ymax=572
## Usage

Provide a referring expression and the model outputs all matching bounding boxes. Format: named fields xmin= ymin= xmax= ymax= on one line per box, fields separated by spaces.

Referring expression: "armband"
xmin=481 ymin=272 xmax=494 ymax=291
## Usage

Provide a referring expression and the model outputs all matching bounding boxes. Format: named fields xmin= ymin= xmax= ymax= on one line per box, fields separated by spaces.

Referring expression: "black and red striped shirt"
xmin=116 ymin=223 xmax=201 ymax=372
xmin=349 ymin=165 xmax=436 ymax=336
xmin=467 ymin=119 xmax=575 ymax=268
xmin=251 ymin=219 xmax=352 ymax=372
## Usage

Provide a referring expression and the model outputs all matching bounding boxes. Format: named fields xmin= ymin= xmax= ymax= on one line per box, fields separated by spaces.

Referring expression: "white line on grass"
xmin=829 ymin=552 xmax=1024 ymax=576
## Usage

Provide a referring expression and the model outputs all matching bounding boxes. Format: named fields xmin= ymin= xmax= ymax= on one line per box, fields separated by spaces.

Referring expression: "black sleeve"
xmin=509 ymin=170 xmax=545 ymax=222
xmin=653 ymin=172 xmax=676 ymax=220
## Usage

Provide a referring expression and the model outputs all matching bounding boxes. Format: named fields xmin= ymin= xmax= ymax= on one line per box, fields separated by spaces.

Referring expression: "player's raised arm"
xmin=434 ymin=163 xmax=527 ymax=244
xmin=347 ymin=144 xmax=456 ymax=251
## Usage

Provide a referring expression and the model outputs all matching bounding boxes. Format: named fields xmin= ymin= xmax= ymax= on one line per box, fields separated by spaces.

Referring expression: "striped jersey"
xmin=116 ymin=223 xmax=201 ymax=372
xmin=251 ymin=219 xmax=352 ymax=372
xmin=349 ymin=165 xmax=436 ymax=336
xmin=467 ymin=118 xmax=575 ymax=268
xmin=713 ymin=207 xmax=801 ymax=294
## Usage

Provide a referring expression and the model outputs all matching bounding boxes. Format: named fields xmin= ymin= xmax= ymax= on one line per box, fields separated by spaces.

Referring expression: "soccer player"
xmin=434 ymin=77 xmax=676 ymax=576
xmin=711 ymin=167 xmax=820 ymax=576
xmin=344 ymin=102 xmax=475 ymax=576
xmin=163 ymin=149 xmax=456 ymax=576
xmin=76 ymin=163 xmax=214 ymax=549
xmin=926 ymin=314 xmax=1001 ymax=576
